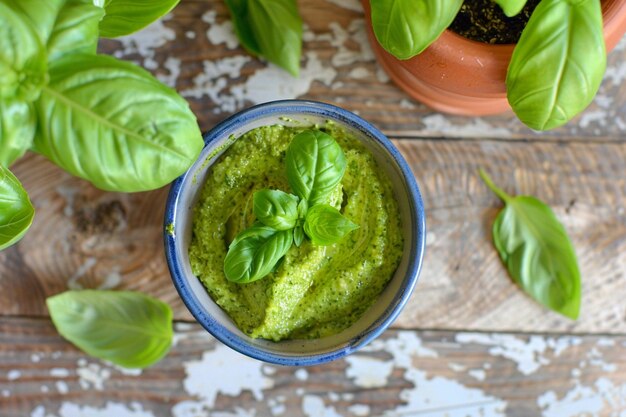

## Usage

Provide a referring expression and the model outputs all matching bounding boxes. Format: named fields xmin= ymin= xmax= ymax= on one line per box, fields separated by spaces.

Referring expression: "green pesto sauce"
xmin=188 ymin=123 xmax=404 ymax=341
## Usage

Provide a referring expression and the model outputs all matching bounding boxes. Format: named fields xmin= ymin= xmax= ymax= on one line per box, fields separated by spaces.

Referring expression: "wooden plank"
xmin=1 ymin=317 xmax=625 ymax=417
xmin=97 ymin=0 xmax=626 ymax=141
xmin=1 ymin=140 xmax=624 ymax=334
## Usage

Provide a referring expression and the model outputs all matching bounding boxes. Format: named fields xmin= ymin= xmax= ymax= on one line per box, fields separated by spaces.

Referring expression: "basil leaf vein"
xmin=286 ymin=130 xmax=346 ymax=207
xmin=9 ymin=0 xmax=104 ymax=63
xmin=304 ymin=204 xmax=359 ymax=246
xmin=224 ymin=224 xmax=293 ymax=283
xmin=480 ymin=169 xmax=581 ymax=319
xmin=225 ymin=0 xmax=302 ymax=76
xmin=0 ymin=166 xmax=34 ymax=250
xmin=0 ymin=2 xmax=48 ymax=101
xmin=506 ymin=0 xmax=605 ymax=130
xmin=33 ymin=54 xmax=203 ymax=192
xmin=370 ymin=0 xmax=462 ymax=60
xmin=98 ymin=0 xmax=181 ymax=38
xmin=47 ymin=290 xmax=173 ymax=369
xmin=253 ymin=189 xmax=299 ymax=231
xmin=0 ymin=99 xmax=36 ymax=167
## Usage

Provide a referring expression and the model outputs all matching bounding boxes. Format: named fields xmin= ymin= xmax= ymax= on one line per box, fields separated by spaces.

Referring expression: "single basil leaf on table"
xmin=0 ymin=166 xmax=35 ymax=250
xmin=47 ymin=290 xmax=173 ymax=368
xmin=493 ymin=0 xmax=528 ymax=17
xmin=304 ymin=204 xmax=358 ymax=246
xmin=369 ymin=0 xmax=463 ymax=60
xmin=0 ymin=2 xmax=48 ymax=102
xmin=479 ymin=169 xmax=581 ymax=319
xmin=506 ymin=0 xmax=605 ymax=130
xmin=224 ymin=0 xmax=302 ymax=76
xmin=286 ymin=130 xmax=346 ymax=207
xmin=33 ymin=54 xmax=203 ymax=192
xmin=0 ymin=99 xmax=36 ymax=167
xmin=224 ymin=224 xmax=293 ymax=283
xmin=253 ymin=189 xmax=299 ymax=231
xmin=8 ymin=0 xmax=104 ymax=62
xmin=97 ymin=0 xmax=181 ymax=38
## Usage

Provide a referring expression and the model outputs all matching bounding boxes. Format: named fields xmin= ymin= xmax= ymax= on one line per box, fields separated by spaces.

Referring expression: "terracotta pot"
xmin=363 ymin=0 xmax=626 ymax=116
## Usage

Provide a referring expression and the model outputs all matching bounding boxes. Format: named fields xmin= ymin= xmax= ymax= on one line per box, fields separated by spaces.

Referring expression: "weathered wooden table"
xmin=2 ymin=1 xmax=625 ymax=416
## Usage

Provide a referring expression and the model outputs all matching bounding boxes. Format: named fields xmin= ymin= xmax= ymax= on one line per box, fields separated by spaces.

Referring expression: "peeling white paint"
xmin=348 ymin=67 xmax=370 ymax=79
xmin=243 ymin=52 xmax=336 ymax=105
xmin=203 ymin=11 xmax=239 ymax=49
xmin=157 ymin=57 xmax=182 ymax=88
xmin=31 ymin=353 xmax=41 ymax=363
xmin=40 ymin=385 xmax=49 ymax=393
xmin=212 ymin=408 xmax=256 ymax=417
xmin=173 ymin=344 xmax=272 ymax=417
xmin=385 ymin=369 xmax=507 ymax=417
xmin=116 ymin=16 xmax=176 ymax=61
xmin=268 ymin=397 xmax=286 ymax=416
xmin=448 ymin=363 xmax=466 ymax=372
xmin=56 ymin=381 xmax=69 ymax=395
xmin=31 ymin=402 xmax=155 ymax=417
xmin=295 ymin=369 xmax=309 ymax=381
xmin=302 ymin=395 xmax=343 ymax=417
xmin=328 ymin=392 xmax=340 ymax=402
xmin=345 ymin=356 xmax=394 ymax=388
xmin=537 ymin=378 xmax=626 ymax=417
xmin=2 ymin=389 xmax=9 ymax=397
xmin=468 ymin=369 xmax=486 ymax=381
xmin=604 ymin=61 xmax=626 ymax=85
xmin=347 ymin=404 xmax=370 ymax=416
xmin=7 ymin=370 xmax=21 ymax=380
xmin=579 ymin=110 xmax=607 ymax=128
xmin=67 ymin=257 xmax=97 ymax=290
xmin=422 ymin=115 xmax=512 ymax=138
xmin=326 ymin=0 xmax=362 ymax=12
xmin=50 ymin=368 xmax=70 ymax=378
xmin=400 ymin=99 xmax=417 ymax=109
xmin=76 ymin=361 xmax=110 ymax=391
xmin=455 ymin=333 xmax=582 ymax=375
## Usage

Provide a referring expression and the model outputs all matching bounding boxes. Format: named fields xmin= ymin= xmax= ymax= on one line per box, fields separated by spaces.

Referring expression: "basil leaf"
xmin=225 ymin=0 xmax=302 ymax=76
xmin=0 ymin=99 xmax=35 ymax=167
xmin=224 ymin=224 xmax=293 ymax=283
xmin=297 ymin=198 xmax=308 ymax=219
xmin=506 ymin=0 xmax=605 ymax=130
xmin=493 ymin=0 xmax=528 ymax=17
xmin=480 ymin=170 xmax=581 ymax=319
xmin=286 ymin=130 xmax=346 ymax=207
xmin=370 ymin=0 xmax=462 ymax=60
xmin=47 ymin=290 xmax=173 ymax=368
xmin=304 ymin=204 xmax=358 ymax=246
xmin=98 ymin=0 xmax=181 ymax=38
xmin=9 ymin=0 xmax=104 ymax=62
xmin=0 ymin=166 xmax=34 ymax=250
xmin=33 ymin=54 xmax=203 ymax=192
xmin=293 ymin=225 xmax=304 ymax=247
xmin=253 ymin=189 xmax=299 ymax=231
xmin=0 ymin=2 xmax=47 ymax=102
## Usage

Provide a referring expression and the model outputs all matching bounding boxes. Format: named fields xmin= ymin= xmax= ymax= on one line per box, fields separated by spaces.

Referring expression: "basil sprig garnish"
xmin=480 ymin=169 xmax=581 ymax=319
xmin=224 ymin=130 xmax=358 ymax=284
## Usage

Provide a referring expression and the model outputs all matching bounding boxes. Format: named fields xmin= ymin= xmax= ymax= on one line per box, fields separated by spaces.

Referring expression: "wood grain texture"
xmin=2 ymin=140 xmax=624 ymax=334
xmin=97 ymin=0 xmax=626 ymax=141
xmin=1 ymin=317 xmax=625 ymax=417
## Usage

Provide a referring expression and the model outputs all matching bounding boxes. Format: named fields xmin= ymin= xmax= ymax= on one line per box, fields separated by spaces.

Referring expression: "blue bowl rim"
xmin=164 ymin=99 xmax=426 ymax=366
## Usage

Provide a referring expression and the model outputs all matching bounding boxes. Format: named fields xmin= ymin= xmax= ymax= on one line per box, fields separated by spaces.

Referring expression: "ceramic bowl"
xmin=164 ymin=100 xmax=426 ymax=366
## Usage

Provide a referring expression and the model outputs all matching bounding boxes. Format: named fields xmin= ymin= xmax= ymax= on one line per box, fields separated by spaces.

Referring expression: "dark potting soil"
xmin=449 ymin=0 xmax=541 ymax=44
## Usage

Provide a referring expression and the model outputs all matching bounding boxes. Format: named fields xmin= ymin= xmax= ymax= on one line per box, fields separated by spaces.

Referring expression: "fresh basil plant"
xmin=47 ymin=290 xmax=173 ymax=368
xmin=0 ymin=0 xmax=202 ymax=249
xmin=480 ymin=169 xmax=581 ymax=319
xmin=366 ymin=0 xmax=606 ymax=131
xmin=224 ymin=130 xmax=359 ymax=283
